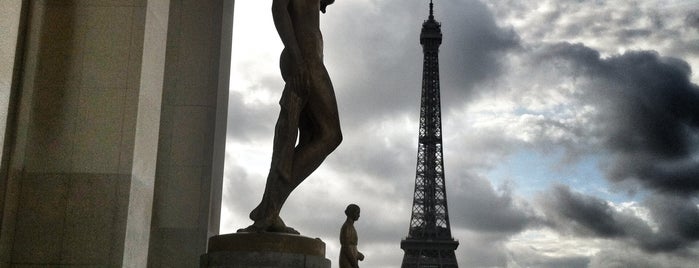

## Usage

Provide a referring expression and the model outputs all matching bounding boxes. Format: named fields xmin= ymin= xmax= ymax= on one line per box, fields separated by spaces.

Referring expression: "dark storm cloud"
xmin=323 ymin=0 xmax=424 ymax=128
xmin=322 ymin=0 xmax=519 ymax=130
xmin=688 ymin=12 xmax=699 ymax=29
xmin=535 ymin=42 xmax=699 ymax=194
xmin=221 ymin=160 xmax=257 ymax=216
xmin=325 ymin=126 xmax=416 ymax=185
xmin=450 ymin=172 xmax=538 ymax=233
xmin=539 ymin=185 xmax=642 ymax=238
xmin=643 ymin=194 xmax=699 ymax=251
xmin=439 ymin=0 xmax=520 ymax=105
xmin=226 ymin=88 xmax=278 ymax=142
xmin=506 ymin=28 xmax=699 ymax=258
xmin=540 ymin=185 xmax=699 ymax=253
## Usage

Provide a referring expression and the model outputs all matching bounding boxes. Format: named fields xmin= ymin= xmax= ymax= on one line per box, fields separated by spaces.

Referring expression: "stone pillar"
xmin=146 ymin=0 xmax=232 ymax=267
xmin=0 ymin=0 xmax=233 ymax=267
xmin=0 ymin=0 xmax=24 ymax=164
xmin=0 ymin=0 xmax=27 ymax=265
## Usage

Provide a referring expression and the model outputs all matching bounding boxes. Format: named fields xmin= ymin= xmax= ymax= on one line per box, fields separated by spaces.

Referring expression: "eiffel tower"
xmin=400 ymin=1 xmax=459 ymax=267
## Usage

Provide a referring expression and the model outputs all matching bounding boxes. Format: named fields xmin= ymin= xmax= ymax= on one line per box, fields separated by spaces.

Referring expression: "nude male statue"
xmin=238 ymin=0 xmax=342 ymax=234
xmin=340 ymin=204 xmax=364 ymax=268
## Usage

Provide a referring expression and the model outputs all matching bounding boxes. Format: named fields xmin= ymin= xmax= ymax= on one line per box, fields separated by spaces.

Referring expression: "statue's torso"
xmin=340 ymin=222 xmax=359 ymax=268
xmin=340 ymin=223 xmax=358 ymax=246
xmin=289 ymin=0 xmax=324 ymax=62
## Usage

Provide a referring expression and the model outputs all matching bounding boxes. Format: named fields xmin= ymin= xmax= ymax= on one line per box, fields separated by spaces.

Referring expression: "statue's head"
xmin=345 ymin=204 xmax=360 ymax=221
xmin=320 ymin=0 xmax=335 ymax=13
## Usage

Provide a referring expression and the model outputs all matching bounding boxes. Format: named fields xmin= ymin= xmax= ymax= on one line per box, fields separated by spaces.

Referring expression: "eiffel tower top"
xmin=421 ymin=0 xmax=442 ymax=45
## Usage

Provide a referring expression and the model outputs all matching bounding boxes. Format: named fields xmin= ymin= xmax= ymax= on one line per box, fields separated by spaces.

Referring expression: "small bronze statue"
xmin=239 ymin=0 xmax=342 ymax=234
xmin=340 ymin=204 xmax=364 ymax=268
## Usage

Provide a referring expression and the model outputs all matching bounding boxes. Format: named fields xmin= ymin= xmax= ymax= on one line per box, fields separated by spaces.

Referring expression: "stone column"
xmin=0 ymin=0 xmax=27 ymax=265
xmin=0 ymin=0 xmax=24 ymax=164
xmin=0 ymin=0 xmax=233 ymax=267
xmin=146 ymin=0 xmax=232 ymax=267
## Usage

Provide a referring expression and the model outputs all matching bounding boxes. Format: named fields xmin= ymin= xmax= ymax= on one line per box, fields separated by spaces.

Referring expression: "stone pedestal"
xmin=201 ymin=233 xmax=331 ymax=268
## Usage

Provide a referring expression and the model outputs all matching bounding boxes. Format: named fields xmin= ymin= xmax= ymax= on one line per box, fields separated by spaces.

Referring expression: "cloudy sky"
xmin=221 ymin=0 xmax=699 ymax=267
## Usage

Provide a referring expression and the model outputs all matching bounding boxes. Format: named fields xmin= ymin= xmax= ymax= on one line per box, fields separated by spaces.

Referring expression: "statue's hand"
xmin=358 ymin=252 xmax=365 ymax=261
xmin=288 ymin=64 xmax=310 ymax=99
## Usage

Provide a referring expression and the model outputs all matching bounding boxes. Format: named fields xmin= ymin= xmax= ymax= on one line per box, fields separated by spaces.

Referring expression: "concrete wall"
xmin=0 ymin=0 xmax=232 ymax=267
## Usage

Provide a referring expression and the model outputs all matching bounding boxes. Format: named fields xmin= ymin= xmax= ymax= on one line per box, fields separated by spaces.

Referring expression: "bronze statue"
xmin=238 ymin=0 xmax=342 ymax=234
xmin=340 ymin=204 xmax=364 ymax=268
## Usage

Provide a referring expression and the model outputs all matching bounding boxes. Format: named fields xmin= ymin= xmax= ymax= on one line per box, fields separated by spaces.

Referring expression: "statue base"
xmin=200 ymin=232 xmax=331 ymax=268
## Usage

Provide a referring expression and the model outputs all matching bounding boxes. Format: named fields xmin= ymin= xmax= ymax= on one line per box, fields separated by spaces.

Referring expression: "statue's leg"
xmin=272 ymin=68 xmax=342 ymax=209
xmin=246 ymin=85 xmax=307 ymax=232
xmin=241 ymin=115 xmax=287 ymax=232
xmin=244 ymin=67 xmax=339 ymax=234
xmin=245 ymin=111 xmax=312 ymax=234
xmin=275 ymin=87 xmax=306 ymax=182
xmin=248 ymin=112 xmax=296 ymax=222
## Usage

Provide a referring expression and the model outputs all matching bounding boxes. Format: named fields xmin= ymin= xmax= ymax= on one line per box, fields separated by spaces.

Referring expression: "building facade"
xmin=0 ymin=1 xmax=234 ymax=267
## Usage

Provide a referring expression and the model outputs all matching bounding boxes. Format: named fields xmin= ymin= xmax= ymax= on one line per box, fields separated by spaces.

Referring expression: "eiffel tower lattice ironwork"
xmin=400 ymin=1 xmax=459 ymax=267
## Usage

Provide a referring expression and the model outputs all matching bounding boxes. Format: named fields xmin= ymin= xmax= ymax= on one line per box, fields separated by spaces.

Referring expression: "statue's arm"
xmin=272 ymin=0 xmax=303 ymax=66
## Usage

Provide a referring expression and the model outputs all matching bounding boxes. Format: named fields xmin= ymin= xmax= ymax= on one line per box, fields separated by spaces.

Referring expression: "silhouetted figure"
xmin=340 ymin=204 xmax=364 ymax=268
xmin=238 ymin=0 xmax=342 ymax=234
